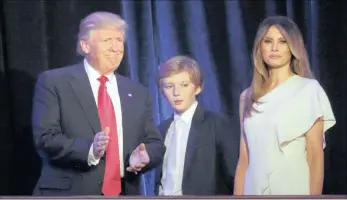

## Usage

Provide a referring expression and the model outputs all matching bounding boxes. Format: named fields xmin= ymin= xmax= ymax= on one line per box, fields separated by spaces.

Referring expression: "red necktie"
xmin=97 ymin=75 xmax=121 ymax=196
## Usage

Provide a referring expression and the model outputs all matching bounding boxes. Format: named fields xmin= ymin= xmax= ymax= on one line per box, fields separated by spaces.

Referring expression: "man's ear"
xmin=80 ymin=40 xmax=91 ymax=54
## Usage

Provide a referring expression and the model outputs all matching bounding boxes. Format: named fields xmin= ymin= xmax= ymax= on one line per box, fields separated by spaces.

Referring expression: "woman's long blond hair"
xmin=244 ymin=16 xmax=314 ymax=118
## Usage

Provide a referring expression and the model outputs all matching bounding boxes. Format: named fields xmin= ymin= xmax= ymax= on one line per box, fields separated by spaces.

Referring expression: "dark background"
xmin=0 ymin=0 xmax=346 ymax=195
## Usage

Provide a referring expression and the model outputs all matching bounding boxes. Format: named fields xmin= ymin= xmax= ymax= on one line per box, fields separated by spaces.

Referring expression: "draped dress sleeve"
xmin=276 ymin=79 xmax=336 ymax=150
xmin=268 ymin=79 xmax=336 ymax=194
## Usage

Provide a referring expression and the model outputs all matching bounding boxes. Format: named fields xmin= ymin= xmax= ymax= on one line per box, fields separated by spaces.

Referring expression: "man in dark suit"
xmin=31 ymin=11 xmax=165 ymax=196
xmin=155 ymin=56 xmax=239 ymax=195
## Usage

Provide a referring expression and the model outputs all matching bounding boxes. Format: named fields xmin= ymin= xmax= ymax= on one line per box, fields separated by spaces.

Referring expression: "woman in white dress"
xmin=233 ymin=16 xmax=336 ymax=195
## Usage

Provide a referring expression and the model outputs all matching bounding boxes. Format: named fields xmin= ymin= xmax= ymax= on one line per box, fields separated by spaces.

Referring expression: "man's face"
xmin=81 ymin=28 xmax=124 ymax=74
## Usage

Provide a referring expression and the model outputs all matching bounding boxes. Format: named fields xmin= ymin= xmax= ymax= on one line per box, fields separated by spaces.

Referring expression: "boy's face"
xmin=161 ymin=71 xmax=201 ymax=115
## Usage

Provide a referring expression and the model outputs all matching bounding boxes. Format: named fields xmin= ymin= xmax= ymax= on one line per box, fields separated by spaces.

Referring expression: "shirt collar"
xmin=84 ymin=59 xmax=115 ymax=82
xmin=174 ymin=101 xmax=198 ymax=125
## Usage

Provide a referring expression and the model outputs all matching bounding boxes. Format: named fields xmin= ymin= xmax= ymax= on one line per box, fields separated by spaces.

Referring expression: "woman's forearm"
xmin=308 ymin=150 xmax=324 ymax=195
xmin=305 ymin=119 xmax=325 ymax=195
xmin=233 ymin=166 xmax=247 ymax=195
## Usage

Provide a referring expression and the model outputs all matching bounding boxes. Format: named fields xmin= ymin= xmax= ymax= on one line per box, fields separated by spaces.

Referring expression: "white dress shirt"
xmin=159 ymin=101 xmax=198 ymax=195
xmin=84 ymin=59 xmax=124 ymax=177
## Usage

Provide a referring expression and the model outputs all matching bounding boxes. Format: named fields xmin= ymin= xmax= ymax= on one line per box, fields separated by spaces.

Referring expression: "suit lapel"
xmin=159 ymin=117 xmax=173 ymax=139
xmin=183 ymin=104 xmax=205 ymax=179
xmin=69 ymin=63 xmax=101 ymax=134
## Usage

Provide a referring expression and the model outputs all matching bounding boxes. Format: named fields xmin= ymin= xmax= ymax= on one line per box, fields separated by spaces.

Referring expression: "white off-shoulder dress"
xmin=243 ymin=75 xmax=336 ymax=195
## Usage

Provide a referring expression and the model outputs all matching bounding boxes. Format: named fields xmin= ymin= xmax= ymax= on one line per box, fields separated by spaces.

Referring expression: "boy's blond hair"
xmin=158 ymin=56 xmax=204 ymax=89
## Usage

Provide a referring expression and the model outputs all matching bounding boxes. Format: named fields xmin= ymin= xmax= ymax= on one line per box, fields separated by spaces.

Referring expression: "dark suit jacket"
xmin=155 ymin=104 xmax=239 ymax=195
xmin=31 ymin=62 xmax=165 ymax=196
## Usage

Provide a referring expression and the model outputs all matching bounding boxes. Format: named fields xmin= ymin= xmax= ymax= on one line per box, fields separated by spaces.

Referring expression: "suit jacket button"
xmin=98 ymin=180 xmax=103 ymax=185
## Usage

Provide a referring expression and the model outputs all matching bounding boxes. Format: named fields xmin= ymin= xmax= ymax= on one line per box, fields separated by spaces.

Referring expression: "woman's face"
xmin=260 ymin=25 xmax=292 ymax=69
